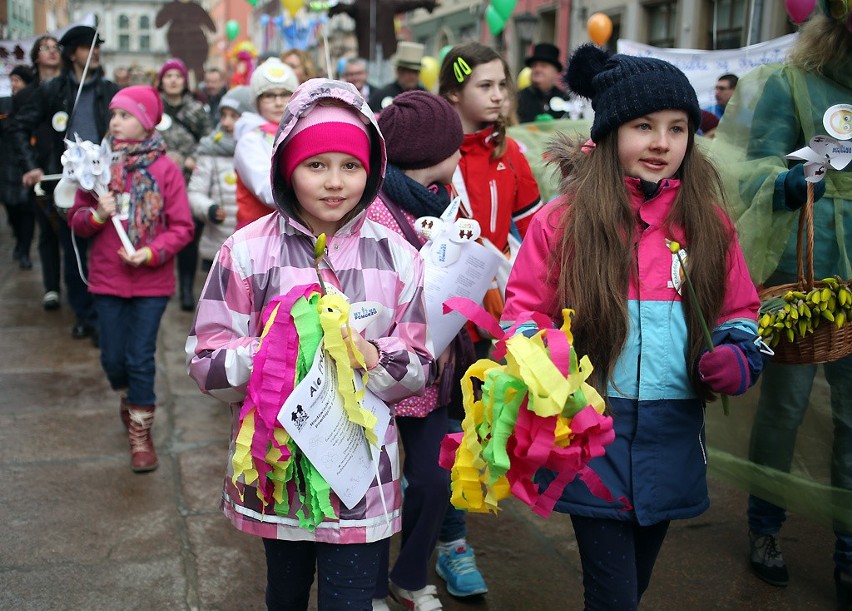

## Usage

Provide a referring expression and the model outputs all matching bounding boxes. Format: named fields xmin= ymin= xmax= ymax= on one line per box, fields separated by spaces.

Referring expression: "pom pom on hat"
xmin=279 ymin=104 xmax=371 ymax=185
xmin=564 ymin=44 xmax=608 ymax=100
xmin=157 ymin=58 xmax=188 ymax=84
xmin=566 ymin=43 xmax=702 ymax=142
xmin=378 ymin=91 xmax=463 ymax=170
xmin=109 ymin=85 xmax=163 ymax=132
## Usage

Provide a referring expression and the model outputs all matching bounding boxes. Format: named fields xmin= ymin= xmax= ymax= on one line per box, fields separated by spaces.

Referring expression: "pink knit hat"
xmin=279 ymin=105 xmax=371 ymax=185
xmin=109 ymin=85 xmax=163 ymax=132
xmin=157 ymin=58 xmax=188 ymax=84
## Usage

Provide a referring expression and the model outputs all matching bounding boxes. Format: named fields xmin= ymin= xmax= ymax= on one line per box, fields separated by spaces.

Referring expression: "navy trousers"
xmin=375 ymin=405 xmax=450 ymax=596
xmin=263 ymin=538 xmax=383 ymax=610
xmin=570 ymin=515 xmax=670 ymax=611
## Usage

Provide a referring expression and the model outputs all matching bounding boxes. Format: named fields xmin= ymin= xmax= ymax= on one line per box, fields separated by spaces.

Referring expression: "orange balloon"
xmin=587 ymin=13 xmax=613 ymax=46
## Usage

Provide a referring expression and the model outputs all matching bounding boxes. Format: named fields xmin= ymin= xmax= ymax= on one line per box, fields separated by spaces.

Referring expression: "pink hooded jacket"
xmin=186 ymin=79 xmax=432 ymax=544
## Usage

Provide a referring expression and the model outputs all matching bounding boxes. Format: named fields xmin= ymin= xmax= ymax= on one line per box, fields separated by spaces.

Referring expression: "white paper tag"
xmin=116 ymin=192 xmax=131 ymax=220
xmin=277 ymin=342 xmax=390 ymax=509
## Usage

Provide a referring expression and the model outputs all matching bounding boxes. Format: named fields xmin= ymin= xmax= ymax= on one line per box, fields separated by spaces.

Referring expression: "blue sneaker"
xmin=435 ymin=543 xmax=488 ymax=597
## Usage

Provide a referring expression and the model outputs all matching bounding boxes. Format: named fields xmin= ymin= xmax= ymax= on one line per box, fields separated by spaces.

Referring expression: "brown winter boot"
xmin=127 ymin=405 xmax=158 ymax=472
xmin=120 ymin=395 xmax=130 ymax=430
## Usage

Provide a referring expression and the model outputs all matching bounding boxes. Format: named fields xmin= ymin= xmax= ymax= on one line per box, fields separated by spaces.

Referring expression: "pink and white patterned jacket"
xmin=186 ymin=79 xmax=433 ymax=544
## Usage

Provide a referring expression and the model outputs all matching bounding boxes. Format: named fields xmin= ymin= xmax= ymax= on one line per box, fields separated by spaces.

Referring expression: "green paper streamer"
xmin=481 ymin=371 xmax=526 ymax=479
xmin=271 ymin=293 xmax=339 ymax=531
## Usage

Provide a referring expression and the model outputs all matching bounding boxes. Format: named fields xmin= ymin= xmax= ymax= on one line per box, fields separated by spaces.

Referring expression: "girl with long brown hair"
xmin=501 ymin=44 xmax=769 ymax=609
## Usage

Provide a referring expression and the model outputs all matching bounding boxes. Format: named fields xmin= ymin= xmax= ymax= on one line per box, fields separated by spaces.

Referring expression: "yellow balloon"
xmin=517 ymin=66 xmax=531 ymax=90
xmin=281 ymin=0 xmax=303 ymax=18
xmin=420 ymin=56 xmax=439 ymax=91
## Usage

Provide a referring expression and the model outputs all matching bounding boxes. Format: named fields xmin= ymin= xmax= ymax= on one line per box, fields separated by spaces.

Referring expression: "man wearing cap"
xmin=516 ymin=42 xmax=570 ymax=123
xmin=10 ymin=25 xmax=120 ymax=341
xmin=368 ymin=42 xmax=427 ymax=112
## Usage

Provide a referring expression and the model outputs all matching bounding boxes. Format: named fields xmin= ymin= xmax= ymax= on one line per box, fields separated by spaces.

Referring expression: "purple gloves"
xmin=698 ymin=344 xmax=751 ymax=396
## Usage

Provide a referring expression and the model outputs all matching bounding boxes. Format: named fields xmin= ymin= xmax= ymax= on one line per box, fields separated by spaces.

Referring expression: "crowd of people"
xmin=0 ymin=2 xmax=850 ymax=609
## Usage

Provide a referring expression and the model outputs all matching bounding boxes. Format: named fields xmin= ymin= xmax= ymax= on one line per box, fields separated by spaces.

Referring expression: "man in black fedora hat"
xmin=517 ymin=42 xmax=570 ymax=123
xmin=9 ymin=25 xmax=119 ymax=342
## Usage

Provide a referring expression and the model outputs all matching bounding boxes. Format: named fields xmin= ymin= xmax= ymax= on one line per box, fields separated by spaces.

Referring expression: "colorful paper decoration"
xmin=231 ymin=283 xmax=378 ymax=530
xmin=437 ymin=298 xmax=624 ymax=517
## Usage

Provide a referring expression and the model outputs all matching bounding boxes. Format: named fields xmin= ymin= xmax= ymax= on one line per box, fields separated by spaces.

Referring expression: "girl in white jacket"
xmin=187 ymin=86 xmax=253 ymax=269
xmin=233 ymin=58 xmax=299 ymax=229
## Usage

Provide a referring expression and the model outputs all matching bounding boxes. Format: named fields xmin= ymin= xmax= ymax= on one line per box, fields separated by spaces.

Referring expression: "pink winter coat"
xmin=186 ymin=79 xmax=432 ymax=544
xmin=68 ymin=154 xmax=194 ymax=297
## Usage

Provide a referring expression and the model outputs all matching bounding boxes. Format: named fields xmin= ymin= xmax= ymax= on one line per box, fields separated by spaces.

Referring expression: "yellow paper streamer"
xmin=448 ymin=310 xmax=608 ymax=513
xmin=231 ymin=290 xmax=386 ymax=518
xmin=232 ymin=407 xmax=259 ymax=493
xmin=451 ymin=359 xmax=492 ymax=512
xmin=317 ymin=293 xmax=379 ymax=447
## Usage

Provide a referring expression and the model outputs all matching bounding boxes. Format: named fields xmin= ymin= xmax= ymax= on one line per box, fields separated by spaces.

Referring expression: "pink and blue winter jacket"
xmin=502 ymin=177 xmax=764 ymax=524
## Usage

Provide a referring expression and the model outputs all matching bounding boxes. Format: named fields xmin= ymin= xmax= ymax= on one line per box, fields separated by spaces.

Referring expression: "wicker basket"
xmin=758 ymin=183 xmax=852 ymax=365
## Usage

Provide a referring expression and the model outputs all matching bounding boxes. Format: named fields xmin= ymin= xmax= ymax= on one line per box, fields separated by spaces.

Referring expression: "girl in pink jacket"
xmin=502 ymin=46 xmax=768 ymax=610
xmin=68 ymin=85 xmax=195 ymax=473
xmin=186 ymin=79 xmax=432 ymax=608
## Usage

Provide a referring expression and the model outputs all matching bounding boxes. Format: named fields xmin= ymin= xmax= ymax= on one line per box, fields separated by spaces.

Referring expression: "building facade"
xmin=402 ymin=0 xmax=796 ymax=75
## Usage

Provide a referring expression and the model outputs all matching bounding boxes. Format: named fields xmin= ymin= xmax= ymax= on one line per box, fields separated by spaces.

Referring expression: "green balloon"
xmin=439 ymin=45 xmax=453 ymax=65
xmin=246 ymin=0 xmax=258 ymax=5
xmin=485 ymin=5 xmax=506 ymax=36
xmin=225 ymin=19 xmax=240 ymax=41
xmin=490 ymin=0 xmax=516 ymax=21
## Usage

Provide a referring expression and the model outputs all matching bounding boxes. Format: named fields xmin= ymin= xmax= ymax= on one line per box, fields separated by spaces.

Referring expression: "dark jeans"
xmin=263 ymin=538 xmax=383 ymax=610
xmin=439 ymin=339 xmax=492 ymax=544
xmin=94 ymin=295 xmax=168 ymax=406
xmin=61 ymin=219 xmax=95 ymax=325
xmin=571 ymin=515 xmax=670 ymax=611
xmin=4 ymin=196 xmax=35 ymax=257
xmin=177 ymin=218 xmax=202 ymax=284
xmin=375 ymin=406 xmax=450 ymax=596
xmin=34 ymin=196 xmax=61 ymax=293
xmin=439 ymin=417 xmax=467 ymax=543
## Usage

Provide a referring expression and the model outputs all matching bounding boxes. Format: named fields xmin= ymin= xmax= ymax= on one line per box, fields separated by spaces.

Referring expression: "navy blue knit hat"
xmin=566 ymin=44 xmax=701 ymax=143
